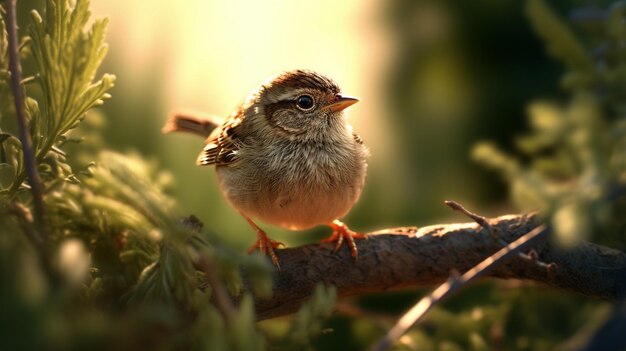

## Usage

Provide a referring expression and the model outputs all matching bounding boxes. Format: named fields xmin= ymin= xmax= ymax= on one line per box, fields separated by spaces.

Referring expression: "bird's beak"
xmin=326 ymin=94 xmax=359 ymax=112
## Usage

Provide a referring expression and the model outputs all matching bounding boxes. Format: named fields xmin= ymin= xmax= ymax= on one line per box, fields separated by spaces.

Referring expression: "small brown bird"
xmin=163 ymin=70 xmax=369 ymax=268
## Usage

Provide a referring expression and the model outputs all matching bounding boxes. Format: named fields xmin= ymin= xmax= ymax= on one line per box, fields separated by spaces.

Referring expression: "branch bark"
xmin=246 ymin=213 xmax=626 ymax=320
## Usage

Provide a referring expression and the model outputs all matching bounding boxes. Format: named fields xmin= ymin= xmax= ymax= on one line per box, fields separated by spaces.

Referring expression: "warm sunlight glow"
xmin=92 ymin=0 xmax=391 ymax=151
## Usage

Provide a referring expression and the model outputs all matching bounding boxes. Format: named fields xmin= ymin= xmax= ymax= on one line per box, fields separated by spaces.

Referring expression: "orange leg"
xmin=321 ymin=219 xmax=367 ymax=259
xmin=240 ymin=212 xmax=284 ymax=269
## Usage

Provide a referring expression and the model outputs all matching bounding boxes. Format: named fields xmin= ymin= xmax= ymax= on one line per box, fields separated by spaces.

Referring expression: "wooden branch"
xmin=245 ymin=213 xmax=626 ymax=320
xmin=373 ymin=223 xmax=550 ymax=351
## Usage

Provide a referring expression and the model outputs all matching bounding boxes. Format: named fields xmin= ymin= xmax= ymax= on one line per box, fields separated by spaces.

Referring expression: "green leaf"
xmin=28 ymin=0 xmax=116 ymax=159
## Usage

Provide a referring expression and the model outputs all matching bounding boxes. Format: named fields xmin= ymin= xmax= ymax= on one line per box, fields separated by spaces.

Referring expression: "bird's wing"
xmin=196 ymin=105 xmax=246 ymax=166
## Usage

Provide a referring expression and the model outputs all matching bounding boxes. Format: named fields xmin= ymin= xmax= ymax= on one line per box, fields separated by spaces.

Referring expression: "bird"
xmin=163 ymin=69 xmax=369 ymax=268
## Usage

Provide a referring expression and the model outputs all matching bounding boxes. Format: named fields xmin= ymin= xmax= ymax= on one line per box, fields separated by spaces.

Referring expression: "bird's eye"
xmin=295 ymin=95 xmax=315 ymax=111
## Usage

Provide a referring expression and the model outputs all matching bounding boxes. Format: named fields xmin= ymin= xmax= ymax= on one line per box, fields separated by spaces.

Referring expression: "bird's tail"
xmin=162 ymin=111 xmax=223 ymax=138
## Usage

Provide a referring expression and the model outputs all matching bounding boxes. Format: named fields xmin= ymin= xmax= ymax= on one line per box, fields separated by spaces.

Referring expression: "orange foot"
xmin=247 ymin=231 xmax=284 ymax=269
xmin=321 ymin=219 xmax=367 ymax=259
xmin=240 ymin=211 xmax=284 ymax=269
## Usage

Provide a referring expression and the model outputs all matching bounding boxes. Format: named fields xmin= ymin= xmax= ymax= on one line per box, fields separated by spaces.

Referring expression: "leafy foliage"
xmin=474 ymin=0 xmax=626 ymax=247
xmin=28 ymin=0 xmax=114 ymax=153
xmin=0 ymin=1 xmax=334 ymax=350
xmin=2 ymin=0 xmax=623 ymax=350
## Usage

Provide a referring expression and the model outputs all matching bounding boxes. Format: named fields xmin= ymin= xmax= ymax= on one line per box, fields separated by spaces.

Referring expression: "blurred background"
xmin=14 ymin=0 xmax=615 ymax=349
xmin=83 ymin=1 xmax=579 ymax=348
xmin=86 ymin=0 xmax=565 ymax=246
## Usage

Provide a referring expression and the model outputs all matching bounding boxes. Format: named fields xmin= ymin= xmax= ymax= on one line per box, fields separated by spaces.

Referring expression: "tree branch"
xmin=246 ymin=213 xmax=626 ymax=320
xmin=373 ymin=223 xmax=550 ymax=351
xmin=5 ymin=0 xmax=48 ymax=238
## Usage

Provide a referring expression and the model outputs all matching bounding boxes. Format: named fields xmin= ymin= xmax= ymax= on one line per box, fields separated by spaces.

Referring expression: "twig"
xmin=446 ymin=200 xmax=554 ymax=271
xmin=372 ymin=224 xmax=550 ymax=351
xmin=5 ymin=0 xmax=48 ymax=240
xmin=444 ymin=200 xmax=492 ymax=232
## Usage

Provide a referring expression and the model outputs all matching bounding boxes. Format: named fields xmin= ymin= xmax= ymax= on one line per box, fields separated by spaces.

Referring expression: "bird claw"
xmin=248 ymin=233 xmax=284 ymax=269
xmin=321 ymin=219 xmax=367 ymax=259
xmin=240 ymin=211 xmax=284 ymax=269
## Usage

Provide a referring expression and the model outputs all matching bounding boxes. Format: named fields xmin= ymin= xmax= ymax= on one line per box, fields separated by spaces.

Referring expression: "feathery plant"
xmin=0 ymin=0 xmax=334 ymax=349
xmin=2 ymin=0 xmax=622 ymax=350
xmin=4 ymin=0 xmax=114 ymax=197
xmin=474 ymin=0 xmax=626 ymax=247
xmin=28 ymin=0 xmax=113 ymax=158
